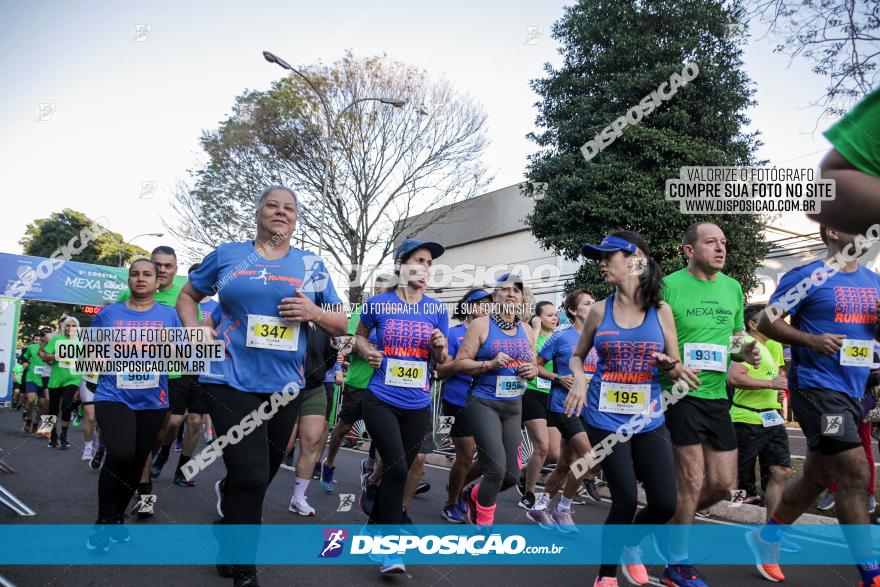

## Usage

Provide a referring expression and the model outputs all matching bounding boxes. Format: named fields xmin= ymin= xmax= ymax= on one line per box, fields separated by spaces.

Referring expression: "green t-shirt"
xmin=730 ymin=337 xmax=785 ymax=425
xmin=661 ymin=268 xmax=745 ymax=400
xmin=824 ymin=88 xmax=880 ymax=178
xmin=45 ymin=334 xmax=83 ymax=388
xmin=345 ymin=308 xmax=374 ymax=389
xmin=527 ymin=333 xmax=554 ymax=393
xmin=22 ymin=343 xmax=46 ymax=385
xmin=12 ymin=363 xmax=23 ymax=385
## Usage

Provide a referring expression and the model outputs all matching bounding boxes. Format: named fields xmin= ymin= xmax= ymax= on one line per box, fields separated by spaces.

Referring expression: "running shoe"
xmin=47 ymin=438 xmax=57 ymax=448
xmin=130 ymin=494 xmax=156 ymax=519
xmin=745 ymin=529 xmax=784 ymax=582
xmin=360 ymin=459 xmax=373 ymax=492
xmin=233 ymin=571 xmax=260 ymax=586
xmin=109 ymin=516 xmax=131 ymax=544
xmin=380 ymin=555 xmax=406 ymax=574
xmin=621 ymin=546 xmax=649 ymax=585
xmin=526 ymin=494 xmax=555 ymax=529
xmin=89 ymin=446 xmax=105 ymax=471
xmin=551 ymin=508 xmax=578 ymax=534
xmin=280 ymin=452 xmax=294 ymax=471
xmin=593 ymin=577 xmax=619 ymax=587
xmin=320 ymin=459 xmax=335 ymax=493
xmin=288 ymin=496 xmax=316 ymax=516
xmin=661 ymin=564 xmax=709 ymax=587
xmin=869 ymin=495 xmax=876 ymax=514
xmin=518 ymin=490 xmax=536 ymax=510
xmin=312 ymin=462 xmax=321 ymax=480
xmin=360 ymin=484 xmax=377 ymax=516
xmin=859 ymin=575 xmax=880 ymax=587
xmin=415 ymin=480 xmax=431 ymax=495
xmin=816 ymin=490 xmax=836 ymax=511
xmin=173 ymin=440 xmax=182 ymax=452
xmin=86 ymin=525 xmax=110 ymax=552
xmin=441 ymin=504 xmax=467 ymax=523
xmin=174 ymin=471 xmax=196 ymax=487
xmin=59 ymin=434 xmax=70 ymax=450
xmin=81 ymin=443 xmax=94 ymax=461
xmin=72 ymin=410 xmax=82 ymax=428
xmin=215 ymin=479 xmax=226 ymax=518
xmin=582 ymin=477 xmax=602 ymax=502
xmin=742 ymin=494 xmax=763 ymax=506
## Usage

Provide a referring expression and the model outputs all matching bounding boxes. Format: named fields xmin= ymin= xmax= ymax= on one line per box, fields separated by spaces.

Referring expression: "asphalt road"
xmin=0 ymin=409 xmax=858 ymax=586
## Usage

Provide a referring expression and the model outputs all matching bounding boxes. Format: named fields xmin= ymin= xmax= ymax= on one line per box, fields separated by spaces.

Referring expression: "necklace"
xmin=490 ymin=312 xmax=519 ymax=331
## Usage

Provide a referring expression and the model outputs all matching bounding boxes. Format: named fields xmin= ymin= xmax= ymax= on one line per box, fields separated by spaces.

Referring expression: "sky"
xmin=0 ymin=0 xmax=841 ymax=273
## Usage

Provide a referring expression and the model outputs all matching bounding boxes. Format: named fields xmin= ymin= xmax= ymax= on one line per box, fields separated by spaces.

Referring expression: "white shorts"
xmin=79 ymin=381 xmax=95 ymax=404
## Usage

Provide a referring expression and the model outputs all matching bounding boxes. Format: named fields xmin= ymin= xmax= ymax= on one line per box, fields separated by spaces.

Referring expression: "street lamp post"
xmin=116 ymin=232 xmax=164 ymax=267
xmin=263 ymin=51 xmax=406 ymax=258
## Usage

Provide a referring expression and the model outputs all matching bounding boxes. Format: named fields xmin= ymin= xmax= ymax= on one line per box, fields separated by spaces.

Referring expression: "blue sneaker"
xmin=380 ymin=555 xmax=405 ymax=574
xmin=320 ymin=459 xmax=335 ymax=493
xmin=441 ymin=504 xmax=467 ymax=523
xmin=360 ymin=484 xmax=377 ymax=516
xmin=662 ymin=564 xmax=709 ymax=587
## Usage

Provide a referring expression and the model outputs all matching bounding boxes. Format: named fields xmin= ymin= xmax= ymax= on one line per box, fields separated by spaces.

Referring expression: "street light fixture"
xmin=115 ymin=232 xmax=164 ymax=267
xmin=263 ymin=50 xmax=407 ymax=257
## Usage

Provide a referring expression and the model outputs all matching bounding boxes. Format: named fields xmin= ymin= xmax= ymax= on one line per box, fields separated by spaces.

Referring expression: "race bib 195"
xmin=598 ymin=381 xmax=651 ymax=414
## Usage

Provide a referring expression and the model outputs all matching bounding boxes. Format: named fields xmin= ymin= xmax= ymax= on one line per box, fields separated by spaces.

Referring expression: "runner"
xmin=810 ymin=88 xmax=880 ymax=235
xmin=40 ymin=316 xmax=84 ymax=449
xmin=86 ymin=258 xmax=178 ymax=551
xmin=518 ymin=300 xmax=562 ymax=510
xmin=454 ymin=273 xmax=538 ymax=527
xmin=728 ymin=304 xmax=796 ymax=543
xmin=355 ymin=238 xmax=449 ymax=574
xmin=660 ymin=222 xmax=760 ymax=587
xmin=178 ymin=185 xmax=346 ymax=587
xmin=748 ymin=225 xmax=880 ymax=586
xmin=20 ymin=332 xmax=49 ymax=435
xmin=527 ymin=289 xmax=601 ymax=532
xmin=11 ymin=356 xmax=23 ymax=411
xmin=436 ymin=288 xmax=492 ymax=523
xmin=568 ymin=231 xmax=700 ymax=587
xmin=319 ymin=274 xmax=394 ymax=492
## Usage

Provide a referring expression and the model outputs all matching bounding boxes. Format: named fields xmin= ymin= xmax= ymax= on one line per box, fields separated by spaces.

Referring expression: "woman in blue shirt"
xmin=177 ymin=185 xmax=347 ymax=586
xmin=87 ymin=258 xmax=181 ymax=550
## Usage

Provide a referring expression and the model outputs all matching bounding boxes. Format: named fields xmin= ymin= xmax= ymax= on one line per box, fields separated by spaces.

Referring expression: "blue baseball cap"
xmin=494 ymin=273 xmax=524 ymax=288
xmin=464 ymin=289 xmax=492 ymax=303
xmin=581 ymin=235 xmax=637 ymax=260
xmin=394 ymin=239 xmax=444 ymax=262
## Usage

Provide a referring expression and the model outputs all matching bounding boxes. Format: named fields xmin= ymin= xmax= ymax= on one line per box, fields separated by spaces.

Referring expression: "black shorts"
xmin=418 ymin=417 xmax=434 ymax=454
xmin=441 ymin=399 xmax=472 ymax=438
xmin=665 ymin=394 xmax=737 ymax=451
xmin=324 ymin=382 xmax=335 ymax=421
xmin=169 ymin=375 xmax=209 ymax=416
xmin=337 ymin=386 xmax=365 ymax=425
xmin=522 ymin=389 xmax=550 ymax=423
xmin=790 ymin=387 xmax=863 ymax=455
xmin=734 ymin=421 xmax=791 ymax=471
xmin=548 ymin=410 xmax=586 ymax=441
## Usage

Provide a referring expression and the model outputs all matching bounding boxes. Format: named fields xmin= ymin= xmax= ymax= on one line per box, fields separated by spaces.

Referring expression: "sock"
xmin=137 ymin=482 xmax=152 ymax=496
xmin=176 ymin=454 xmax=191 ymax=475
xmin=760 ymin=515 xmax=785 ymax=543
xmin=154 ymin=444 xmax=171 ymax=467
xmin=558 ymin=496 xmax=573 ymax=512
xmin=294 ymin=477 xmax=310 ymax=498
xmin=475 ymin=502 xmax=496 ymax=526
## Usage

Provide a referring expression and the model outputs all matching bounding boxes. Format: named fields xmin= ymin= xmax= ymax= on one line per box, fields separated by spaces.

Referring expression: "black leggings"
xmin=204 ymin=384 xmax=301 ymax=524
xmin=362 ymin=390 xmax=429 ymax=524
xmin=94 ymin=401 xmax=167 ymax=522
xmin=48 ymin=385 xmax=77 ymax=441
xmin=466 ymin=395 xmax=522 ymax=506
xmin=587 ymin=424 xmax=677 ymax=578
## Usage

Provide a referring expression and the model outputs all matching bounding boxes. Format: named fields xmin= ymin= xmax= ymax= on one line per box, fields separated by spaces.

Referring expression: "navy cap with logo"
xmin=581 ymin=235 xmax=637 ymax=260
xmin=394 ymin=239 xmax=445 ymax=262
xmin=494 ymin=273 xmax=525 ymax=288
xmin=464 ymin=289 xmax=492 ymax=303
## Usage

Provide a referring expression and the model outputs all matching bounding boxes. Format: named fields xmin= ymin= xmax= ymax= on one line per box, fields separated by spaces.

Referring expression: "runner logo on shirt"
xmin=383 ymin=319 xmax=433 ymax=359
xmin=596 ymin=340 xmax=664 ymax=384
xmin=833 ymin=286 xmax=879 ymax=324
xmin=489 ymin=338 xmax=532 ymax=368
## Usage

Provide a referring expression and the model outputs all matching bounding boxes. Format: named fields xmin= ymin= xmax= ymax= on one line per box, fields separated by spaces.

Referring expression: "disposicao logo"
xmin=318 ymin=528 xmax=348 ymax=558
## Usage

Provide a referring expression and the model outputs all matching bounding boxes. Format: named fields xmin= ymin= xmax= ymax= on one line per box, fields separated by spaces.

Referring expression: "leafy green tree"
xmin=17 ymin=209 xmax=145 ymax=335
xmin=526 ymin=0 xmax=769 ymax=299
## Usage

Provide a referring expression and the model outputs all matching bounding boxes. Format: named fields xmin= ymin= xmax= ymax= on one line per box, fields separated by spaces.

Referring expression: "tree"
xmin=18 ymin=209 xmax=146 ymax=335
xmin=168 ymin=52 xmax=491 ymax=303
xmin=748 ymin=0 xmax=879 ymax=117
xmin=526 ymin=0 xmax=769 ymax=299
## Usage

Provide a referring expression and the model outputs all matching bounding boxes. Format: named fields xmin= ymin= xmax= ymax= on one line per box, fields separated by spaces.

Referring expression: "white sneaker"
xmin=81 ymin=444 xmax=94 ymax=461
xmin=289 ymin=495 xmax=316 ymax=516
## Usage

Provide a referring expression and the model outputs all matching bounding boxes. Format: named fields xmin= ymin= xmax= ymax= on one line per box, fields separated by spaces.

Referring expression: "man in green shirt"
xmin=728 ymin=303 xmax=792 ymax=522
xmin=21 ymin=330 xmax=51 ymax=434
xmin=659 ymin=222 xmax=761 ymax=587
xmin=810 ymin=88 xmax=880 ymax=236
xmin=39 ymin=317 xmax=84 ymax=449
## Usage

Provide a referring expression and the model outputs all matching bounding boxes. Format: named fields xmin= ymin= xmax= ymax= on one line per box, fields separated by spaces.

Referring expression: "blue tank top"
xmin=585 ymin=296 xmax=665 ymax=432
xmin=472 ymin=319 xmax=533 ymax=401
xmin=442 ymin=323 xmax=472 ymax=407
